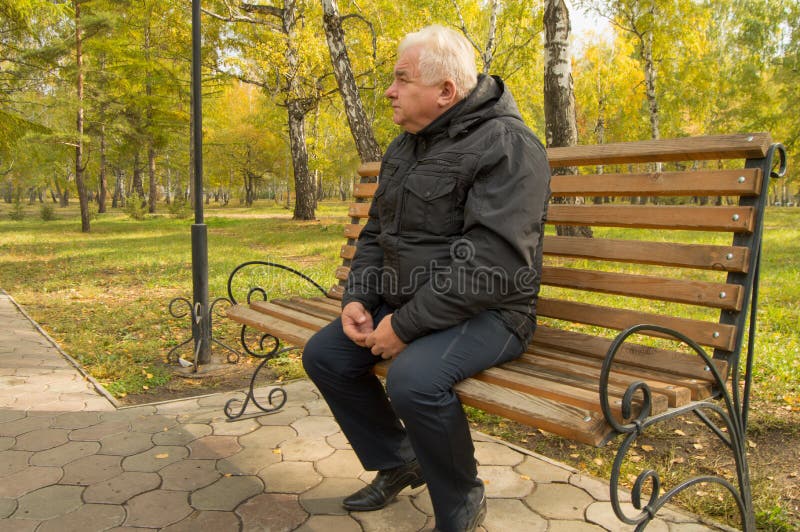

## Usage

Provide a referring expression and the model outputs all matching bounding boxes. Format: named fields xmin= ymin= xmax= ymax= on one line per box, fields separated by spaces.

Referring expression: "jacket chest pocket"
xmin=402 ymin=172 xmax=466 ymax=235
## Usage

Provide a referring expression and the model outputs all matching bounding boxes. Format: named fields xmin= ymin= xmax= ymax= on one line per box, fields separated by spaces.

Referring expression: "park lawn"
xmin=0 ymin=202 xmax=797 ymax=404
xmin=1 ymin=201 xmax=799 ymax=529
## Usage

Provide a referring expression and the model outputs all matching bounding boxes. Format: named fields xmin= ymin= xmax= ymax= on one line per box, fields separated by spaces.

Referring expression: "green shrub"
xmin=124 ymin=195 xmax=148 ymax=220
xmin=9 ymin=200 xmax=25 ymax=221
xmin=39 ymin=203 xmax=56 ymax=221
xmin=168 ymin=198 xmax=191 ymax=219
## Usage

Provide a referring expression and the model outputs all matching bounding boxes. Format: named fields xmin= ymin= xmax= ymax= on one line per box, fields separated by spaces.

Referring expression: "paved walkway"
xmin=0 ymin=291 xmax=726 ymax=531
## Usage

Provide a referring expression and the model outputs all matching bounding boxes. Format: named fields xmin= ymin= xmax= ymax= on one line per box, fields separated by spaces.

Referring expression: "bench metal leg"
xmin=167 ymin=296 xmax=243 ymax=368
xmin=601 ymin=324 xmax=755 ymax=531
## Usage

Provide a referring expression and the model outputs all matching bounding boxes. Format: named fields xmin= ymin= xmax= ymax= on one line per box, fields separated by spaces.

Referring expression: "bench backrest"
xmin=331 ymin=133 xmax=781 ymax=383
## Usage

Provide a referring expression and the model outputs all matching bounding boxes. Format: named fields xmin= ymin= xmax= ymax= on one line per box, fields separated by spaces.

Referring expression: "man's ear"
xmin=437 ymin=79 xmax=458 ymax=107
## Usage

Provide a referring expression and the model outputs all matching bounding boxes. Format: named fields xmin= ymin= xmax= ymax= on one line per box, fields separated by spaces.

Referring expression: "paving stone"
xmin=210 ymin=417 xmax=261 ymax=436
xmin=237 ymin=492 xmax=307 ymax=531
xmin=102 ymin=405 xmax=157 ymax=422
xmin=294 ymin=514 xmax=362 ymax=532
xmin=197 ymin=393 xmax=237 ymax=407
xmin=187 ymin=435 xmax=241 ymax=459
xmin=475 ymin=441 xmax=525 ymax=467
xmin=35 ymin=503 xmax=125 ymax=532
xmin=570 ymin=472 xmax=630 ymax=503
xmin=99 ymin=431 xmax=155 ymax=456
xmin=69 ymin=420 xmax=129 ymax=441
xmin=61 ymin=453 xmax=123 ymax=485
xmin=291 ymin=416 xmax=340 ymax=439
xmin=280 ymin=381 xmax=319 ymax=402
xmin=256 ymin=406 xmax=308 ymax=427
xmin=325 ymin=431 xmax=352 ymax=450
xmin=409 ymin=488 xmax=433 ymax=515
xmin=129 ymin=414 xmax=178 ymax=434
xmin=51 ymin=411 xmax=103 ymax=430
xmin=0 ymin=449 xmax=33 ymax=477
xmin=84 ymin=396 xmax=116 ymax=411
xmin=83 ymin=471 xmax=161 ymax=504
xmin=667 ymin=522 xmax=719 ymax=531
xmin=0 ymin=498 xmax=16 ymax=518
xmin=299 ymin=477 xmax=365 ymax=515
xmin=122 ymin=445 xmax=189 ymax=472
xmin=0 ymin=465 xmax=62 ymax=497
xmin=279 ymin=436 xmax=334 ymax=462
xmin=0 ymin=517 xmax=39 ymax=532
xmin=159 ymin=459 xmax=220 ymax=491
xmin=160 ymin=510 xmax=241 ymax=532
xmin=0 ymin=415 xmax=52 ymax=437
xmin=13 ymin=484 xmax=84 ymax=520
xmin=176 ymin=408 xmax=225 ymax=425
xmin=124 ymin=489 xmax=193 ymax=529
xmin=30 ymin=440 xmax=99 ymax=467
xmin=351 ymin=495 xmax=428 ymax=532
xmin=514 ymin=455 xmax=572 ymax=484
xmin=217 ymin=444 xmax=281 ymax=475
xmin=260 ymin=461 xmax=322 ymax=493
xmin=151 ymin=423 xmax=212 ymax=446
xmin=525 ymin=482 xmax=595 ymax=520
xmin=190 ymin=475 xmax=263 ymax=511
xmin=315 ymin=449 xmax=364 ymax=478
xmin=546 ymin=520 xmax=606 ymax=531
xmin=483 ymin=498 xmax=547 ymax=531
xmin=238 ymin=425 xmax=296 ymax=449
xmin=303 ymin=400 xmax=333 ymax=417
xmin=154 ymin=398 xmax=201 ymax=415
xmin=584 ymin=500 xmax=670 ymax=532
xmin=478 ymin=465 xmax=535 ymax=498
xmin=37 ymin=398 xmax=90 ymax=412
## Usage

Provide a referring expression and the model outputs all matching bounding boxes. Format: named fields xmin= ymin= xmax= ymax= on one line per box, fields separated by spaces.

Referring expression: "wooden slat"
xmin=522 ymin=349 xmax=714 ymax=401
xmin=546 ymin=205 xmax=754 ymax=232
xmin=327 ymin=284 xmax=345 ymax=300
xmin=358 ymin=162 xmax=381 ymax=177
xmin=226 ymin=305 xmax=315 ymax=347
xmin=340 ymin=245 xmax=357 ymax=260
xmin=249 ymin=301 xmax=330 ymax=331
xmin=547 ymin=133 xmax=771 ymax=168
xmin=354 ymin=182 xmax=378 ymax=199
xmin=537 ymin=298 xmax=736 ymax=350
xmin=543 ymin=236 xmax=749 ymax=273
xmin=373 ymin=361 xmax=611 ymax=446
xmin=550 ymin=168 xmax=761 ymax=197
xmin=530 ymin=326 xmax=727 ymax=381
xmin=335 ymin=265 xmax=349 ymax=281
xmin=272 ymin=298 xmax=340 ymax=321
xmin=344 ymin=224 xmax=364 ymax=239
xmin=477 ymin=366 xmax=668 ymax=417
xmin=348 ymin=203 xmax=371 ymax=219
xmin=287 ymin=296 xmax=342 ymax=317
xmin=541 ymin=266 xmax=743 ymax=310
xmin=508 ymin=356 xmax=691 ymax=407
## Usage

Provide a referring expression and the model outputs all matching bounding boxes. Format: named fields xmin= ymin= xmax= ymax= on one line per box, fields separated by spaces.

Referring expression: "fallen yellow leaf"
xmin=155 ymin=453 xmax=169 ymax=459
xmin=674 ymin=429 xmax=686 ymax=436
xmin=641 ymin=445 xmax=655 ymax=452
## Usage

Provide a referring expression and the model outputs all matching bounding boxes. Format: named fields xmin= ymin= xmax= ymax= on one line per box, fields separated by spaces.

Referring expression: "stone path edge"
xmin=0 ymin=289 xmax=121 ymax=409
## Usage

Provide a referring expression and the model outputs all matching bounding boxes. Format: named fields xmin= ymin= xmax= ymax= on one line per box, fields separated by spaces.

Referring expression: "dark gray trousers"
xmin=302 ymin=303 xmax=524 ymax=530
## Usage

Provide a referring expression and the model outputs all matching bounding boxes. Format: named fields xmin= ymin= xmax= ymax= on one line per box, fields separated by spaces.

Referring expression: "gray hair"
xmin=398 ymin=25 xmax=478 ymax=99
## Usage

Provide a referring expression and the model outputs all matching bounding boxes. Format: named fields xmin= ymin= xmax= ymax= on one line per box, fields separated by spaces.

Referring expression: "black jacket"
xmin=342 ymin=75 xmax=551 ymax=344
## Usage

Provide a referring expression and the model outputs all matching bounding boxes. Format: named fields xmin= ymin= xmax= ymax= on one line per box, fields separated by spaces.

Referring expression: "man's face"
xmin=385 ymin=46 xmax=446 ymax=134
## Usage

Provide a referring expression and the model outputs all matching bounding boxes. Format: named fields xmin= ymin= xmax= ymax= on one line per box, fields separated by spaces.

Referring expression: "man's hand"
xmin=341 ymin=302 xmax=374 ymax=347
xmin=365 ymin=314 xmax=407 ymax=359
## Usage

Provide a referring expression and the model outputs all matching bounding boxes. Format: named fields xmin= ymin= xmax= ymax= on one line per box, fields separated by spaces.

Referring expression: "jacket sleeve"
xmin=341 ymin=196 xmax=384 ymax=312
xmin=391 ymin=128 xmax=551 ymax=343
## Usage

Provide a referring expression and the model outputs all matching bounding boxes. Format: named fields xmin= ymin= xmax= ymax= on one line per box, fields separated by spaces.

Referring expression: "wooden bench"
xmin=225 ymin=132 xmax=785 ymax=531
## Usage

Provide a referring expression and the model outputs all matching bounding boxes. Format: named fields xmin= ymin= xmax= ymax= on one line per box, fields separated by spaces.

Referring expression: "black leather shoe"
xmin=433 ymin=485 xmax=487 ymax=532
xmin=342 ymin=459 xmax=425 ymax=511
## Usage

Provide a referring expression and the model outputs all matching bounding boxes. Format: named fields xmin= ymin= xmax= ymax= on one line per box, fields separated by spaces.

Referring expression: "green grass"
xmin=1 ymin=200 xmax=799 ymax=528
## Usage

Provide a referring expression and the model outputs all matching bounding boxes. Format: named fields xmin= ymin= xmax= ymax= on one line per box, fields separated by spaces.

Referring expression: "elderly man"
xmin=303 ymin=25 xmax=550 ymax=532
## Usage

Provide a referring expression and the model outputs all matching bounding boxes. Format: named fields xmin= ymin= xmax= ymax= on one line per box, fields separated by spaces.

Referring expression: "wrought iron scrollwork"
xmin=222 ymin=260 xmax=327 ymax=420
xmin=601 ymin=324 xmax=754 ymax=531
xmin=166 ymin=296 xmax=242 ymax=370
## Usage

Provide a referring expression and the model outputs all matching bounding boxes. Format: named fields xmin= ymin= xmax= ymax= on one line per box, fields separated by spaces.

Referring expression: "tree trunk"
xmin=320 ymin=0 xmax=382 ymax=163
xmin=74 ymin=0 xmax=90 ymax=232
xmin=288 ymin=100 xmax=315 ymax=219
xmin=98 ymin=125 xmax=108 ymax=213
xmin=544 ymin=0 xmax=592 ymax=238
xmin=132 ymin=150 xmax=145 ymax=200
xmin=148 ymin=144 xmax=157 ymax=212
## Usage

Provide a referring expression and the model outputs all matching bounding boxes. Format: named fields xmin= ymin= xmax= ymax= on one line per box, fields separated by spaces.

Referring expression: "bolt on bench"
xmin=225 ymin=133 xmax=785 ymax=530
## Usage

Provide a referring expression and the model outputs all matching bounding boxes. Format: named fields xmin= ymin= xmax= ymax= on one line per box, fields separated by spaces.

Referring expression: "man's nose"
xmin=385 ymin=82 xmax=397 ymax=99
